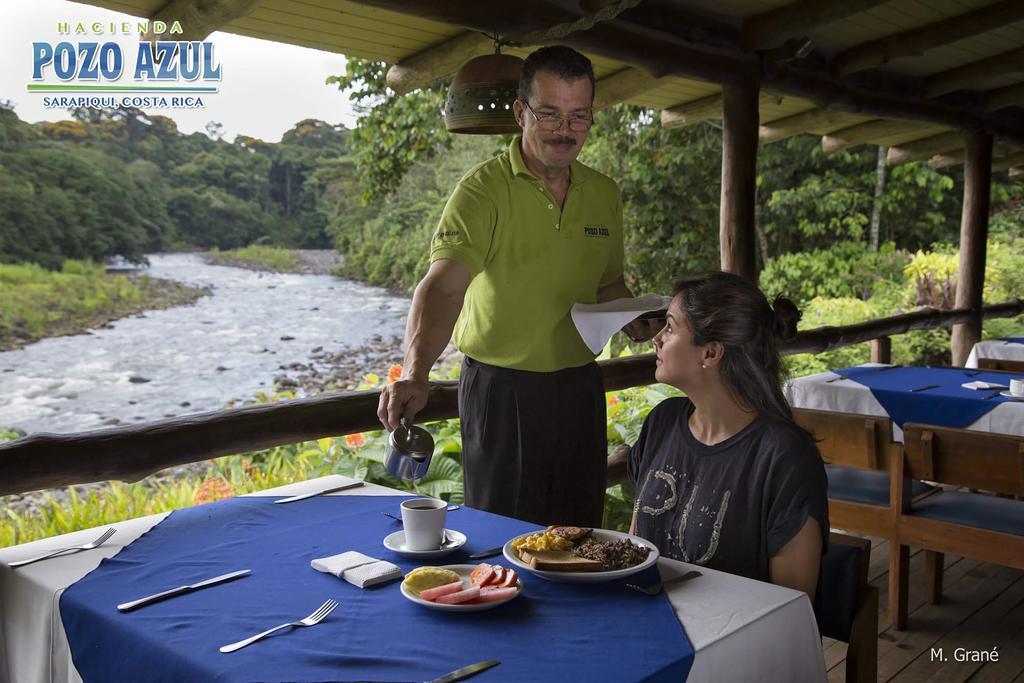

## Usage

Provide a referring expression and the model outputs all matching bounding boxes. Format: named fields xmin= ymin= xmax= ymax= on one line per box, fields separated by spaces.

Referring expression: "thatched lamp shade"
xmin=444 ymin=53 xmax=524 ymax=134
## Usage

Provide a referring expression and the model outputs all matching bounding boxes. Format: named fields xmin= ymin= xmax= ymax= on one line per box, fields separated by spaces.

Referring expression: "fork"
xmin=8 ymin=528 xmax=116 ymax=568
xmin=219 ymin=599 xmax=338 ymax=653
xmin=627 ymin=570 xmax=702 ymax=595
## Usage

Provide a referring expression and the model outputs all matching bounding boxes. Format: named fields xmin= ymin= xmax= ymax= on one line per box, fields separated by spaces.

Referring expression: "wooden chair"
xmin=888 ymin=424 xmax=1024 ymax=630
xmin=819 ymin=532 xmax=878 ymax=683
xmin=793 ymin=408 xmax=931 ymax=539
xmin=977 ymin=357 xmax=1024 ymax=373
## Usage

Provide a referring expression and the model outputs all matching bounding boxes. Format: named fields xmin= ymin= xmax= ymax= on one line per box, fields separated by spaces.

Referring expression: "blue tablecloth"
xmin=833 ymin=365 xmax=1015 ymax=429
xmin=60 ymin=495 xmax=693 ymax=682
xmin=1003 ymin=337 xmax=1024 ymax=344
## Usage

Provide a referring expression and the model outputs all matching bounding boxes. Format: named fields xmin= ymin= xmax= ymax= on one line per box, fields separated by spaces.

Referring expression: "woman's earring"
xmin=701 ymin=362 xmax=706 ymax=369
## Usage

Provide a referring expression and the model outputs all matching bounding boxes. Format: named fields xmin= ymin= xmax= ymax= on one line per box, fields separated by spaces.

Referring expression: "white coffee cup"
xmin=1010 ymin=378 xmax=1024 ymax=397
xmin=400 ymin=497 xmax=447 ymax=551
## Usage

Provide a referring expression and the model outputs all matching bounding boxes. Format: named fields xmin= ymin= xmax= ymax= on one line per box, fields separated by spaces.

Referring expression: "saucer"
xmin=383 ymin=529 xmax=466 ymax=558
xmin=998 ymin=391 xmax=1024 ymax=401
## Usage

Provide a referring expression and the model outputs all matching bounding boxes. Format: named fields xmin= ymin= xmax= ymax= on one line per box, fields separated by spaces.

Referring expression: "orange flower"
xmin=193 ymin=477 xmax=235 ymax=505
xmin=387 ymin=364 xmax=403 ymax=383
xmin=608 ymin=394 xmax=619 ymax=406
xmin=345 ymin=433 xmax=366 ymax=448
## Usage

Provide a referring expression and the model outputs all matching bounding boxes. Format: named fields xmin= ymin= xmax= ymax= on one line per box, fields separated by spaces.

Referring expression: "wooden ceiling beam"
xmin=593 ymin=67 xmax=666 ymax=110
xmin=931 ymin=143 xmax=1013 ymax=169
xmin=821 ymin=118 xmax=923 ymax=154
xmin=759 ymin=107 xmax=866 ymax=144
xmin=144 ymin=0 xmax=260 ymax=41
xmin=662 ymin=92 xmax=784 ymax=130
xmin=741 ymin=0 xmax=890 ymax=51
xmin=887 ymin=131 xmax=964 ymax=165
xmin=925 ymin=47 xmax=1024 ymax=98
xmin=992 ymin=151 xmax=1024 ymax=173
xmin=386 ymin=32 xmax=492 ymax=95
xmin=984 ymin=82 xmax=1024 ymax=112
xmin=764 ymin=63 xmax=1024 ymax=148
xmin=831 ymin=0 xmax=1024 ymax=77
xmin=345 ymin=0 xmax=1024 ymax=148
xmin=661 ymin=94 xmax=723 ymax=129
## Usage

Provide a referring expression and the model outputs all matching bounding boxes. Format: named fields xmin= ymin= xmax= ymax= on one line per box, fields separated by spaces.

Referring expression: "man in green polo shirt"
xmin=378 ymin=46 xmax=656 ymax=527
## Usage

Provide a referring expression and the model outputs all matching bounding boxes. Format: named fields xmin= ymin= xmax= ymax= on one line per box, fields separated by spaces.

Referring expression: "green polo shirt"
xmin=430 ymin=137 xmax=624 ymax=372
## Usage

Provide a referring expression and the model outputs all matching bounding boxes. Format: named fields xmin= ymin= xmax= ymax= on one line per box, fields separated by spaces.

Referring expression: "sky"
xmin=0 ymin=0 xmax=359 ymax=142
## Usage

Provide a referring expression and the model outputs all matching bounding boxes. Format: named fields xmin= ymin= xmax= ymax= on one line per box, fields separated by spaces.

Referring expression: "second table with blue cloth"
xmin=59 ymin=495 xmax=694 ymax=682
xmin=831 ymin=365 xmax=1019 ymax=429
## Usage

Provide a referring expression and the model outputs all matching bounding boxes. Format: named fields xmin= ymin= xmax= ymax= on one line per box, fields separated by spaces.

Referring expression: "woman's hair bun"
xmin=771 ymin=296 xmax=801 ymax=342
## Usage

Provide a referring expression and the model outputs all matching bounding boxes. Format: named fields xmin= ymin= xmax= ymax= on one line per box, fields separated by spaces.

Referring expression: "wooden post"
xmin=951 ymin=133 xmax=993 ymax=366
xmin=720 ymin=79 xmax=759 ymax=281
xmin=870 ymin=336 xmax=892 ymax=364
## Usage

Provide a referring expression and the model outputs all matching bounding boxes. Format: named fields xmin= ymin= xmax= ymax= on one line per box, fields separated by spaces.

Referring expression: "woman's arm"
xmin=769 ymin=517 xmax=822 ymax=599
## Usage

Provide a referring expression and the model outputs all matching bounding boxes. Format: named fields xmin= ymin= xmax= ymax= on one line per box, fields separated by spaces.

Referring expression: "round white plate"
xmin=998 ymin=391 xmax=1024 ymax=401
xmin=400 ymin=564 xmax=522 ymax=612
xmin=383 ymin=529 xmax=466 ymax=558
xmin=502 ymin=528 xmax=659 ymax=583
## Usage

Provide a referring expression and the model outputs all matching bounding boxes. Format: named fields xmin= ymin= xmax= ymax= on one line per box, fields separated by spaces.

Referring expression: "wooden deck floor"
xmin=823 ymin=537 xmax=1024 ymax=682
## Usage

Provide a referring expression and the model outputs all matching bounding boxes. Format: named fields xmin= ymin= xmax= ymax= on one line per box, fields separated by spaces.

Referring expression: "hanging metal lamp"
xmin=444 ymin=39 xmax=523 ymax=135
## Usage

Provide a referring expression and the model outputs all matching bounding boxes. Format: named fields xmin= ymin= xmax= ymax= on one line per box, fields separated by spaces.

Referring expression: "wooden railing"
xmin=2 ymin=300 xmax=1021 ymax=496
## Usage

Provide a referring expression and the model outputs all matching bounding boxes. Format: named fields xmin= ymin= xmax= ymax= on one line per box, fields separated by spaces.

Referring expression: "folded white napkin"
xmin=571 ymin=294 xmax=672 ymax=354
xmin=962 ymin=381 xmax=1008 ymax=390
xmin=311 ymin=551 xmax=403 ymax=588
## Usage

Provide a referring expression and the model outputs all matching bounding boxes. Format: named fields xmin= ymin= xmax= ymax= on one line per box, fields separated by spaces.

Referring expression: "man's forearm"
xmin=402 ymin=278 xmax=464 ymax=382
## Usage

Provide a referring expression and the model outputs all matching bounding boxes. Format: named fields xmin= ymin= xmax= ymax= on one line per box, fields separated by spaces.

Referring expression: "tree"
xmin=327 ymin=59 xmax=450 ymax=202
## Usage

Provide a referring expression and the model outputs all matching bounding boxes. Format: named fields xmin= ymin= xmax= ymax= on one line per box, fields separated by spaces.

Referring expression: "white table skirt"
xmin=785 ymin=364 xmax=1024 ymax=442
xmin=0 ymin=476 xmax=825 ymax=683
xmin=966 ymin=339 xmax=1024 ymax=369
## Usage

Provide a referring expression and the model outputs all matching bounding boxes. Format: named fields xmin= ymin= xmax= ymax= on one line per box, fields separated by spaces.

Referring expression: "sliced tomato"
xmin=469 ymin=563 xmax=495 ymax=586
xmin=484 ymin=566 xmax=506 ymax=586
xmin=435 ymin=586 xmax=481 ymax=604
xmin=499 ymin=569 xmax=519 ymax=588
xmin=419 ymin=580 xmax=464 ymax=602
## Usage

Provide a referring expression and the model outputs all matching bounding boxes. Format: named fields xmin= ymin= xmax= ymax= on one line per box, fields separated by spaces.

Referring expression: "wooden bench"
xmin=977 ymin=357 xmax=1024 ymax=373
xmin=792 ymin=408 xmax=926 ymax=540
xmin=889 ymin=423 xmax=1024 ymax=630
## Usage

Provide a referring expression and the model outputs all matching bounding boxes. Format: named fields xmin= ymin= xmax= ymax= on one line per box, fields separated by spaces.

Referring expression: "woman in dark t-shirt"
xmin=626 ymin=272 xmax=828 ymax=599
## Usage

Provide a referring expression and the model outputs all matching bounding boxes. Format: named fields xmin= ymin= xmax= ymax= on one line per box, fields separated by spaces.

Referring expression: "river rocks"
xmin=280 ymin=335 xmax=295 ymax=341
xmin=216 ymin=366 xmax=228 ymax=372
xmin=128 ymin=376 xmax=151 ymax=383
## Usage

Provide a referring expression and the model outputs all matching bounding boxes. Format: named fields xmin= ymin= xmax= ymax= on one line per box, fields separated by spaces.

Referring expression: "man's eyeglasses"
xmin=522 ymin=101 xmax=593 ymax=132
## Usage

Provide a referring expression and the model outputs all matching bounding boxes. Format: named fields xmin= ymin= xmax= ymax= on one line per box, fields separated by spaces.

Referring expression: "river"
xmin=0 ymin=254 xmax=409 ymax=435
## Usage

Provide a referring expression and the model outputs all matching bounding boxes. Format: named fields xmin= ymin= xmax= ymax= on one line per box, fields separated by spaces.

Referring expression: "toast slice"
xmin=521 ymin=549 xmax=604 ymax=572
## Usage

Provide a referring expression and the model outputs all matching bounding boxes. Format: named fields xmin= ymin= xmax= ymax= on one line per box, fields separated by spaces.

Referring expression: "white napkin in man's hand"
xmin=571 ymin=294 xmax=671 ymax=354
xmin=962 ymin=381 xmax=1008 ymax=390
xmin=311 ymin=551 xmax=402 ymax=588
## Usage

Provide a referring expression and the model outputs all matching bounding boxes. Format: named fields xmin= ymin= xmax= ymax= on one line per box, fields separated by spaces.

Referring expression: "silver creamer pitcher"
xmin=384 ymin=417 xmax=434 ymax=481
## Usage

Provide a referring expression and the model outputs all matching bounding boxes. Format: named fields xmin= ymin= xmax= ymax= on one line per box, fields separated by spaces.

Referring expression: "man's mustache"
xmin=548 ymin=136 xmax=577 ymax=145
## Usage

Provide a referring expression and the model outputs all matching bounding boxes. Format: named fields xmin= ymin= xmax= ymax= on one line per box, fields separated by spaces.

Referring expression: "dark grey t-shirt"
xmin=628 ymin=397 xmax=828 ymax=584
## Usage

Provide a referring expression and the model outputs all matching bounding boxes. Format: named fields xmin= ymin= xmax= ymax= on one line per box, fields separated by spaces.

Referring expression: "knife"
xmin=468 ymin=547 xmax=504 ymax=560
xmin=273 ymin=481 xmax=365 ymax=504
xmin=427 ymin=660 xmax=500 ymax=683
xmin=117 ymin=569 xmax=251 ymax=612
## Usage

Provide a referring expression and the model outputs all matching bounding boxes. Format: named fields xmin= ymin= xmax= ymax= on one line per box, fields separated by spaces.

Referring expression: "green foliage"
xmin=0 ymin=107 xmax=349 ymax=268
xmin=327 ymin=59 xmax=451 ymax=203
xmin=760 ymin=241 xmax=907 ymax=307
xmin=0 ymin=260 xmax=144 ymax=344
xmin=207 ymin=245 xmax=299 ymax=272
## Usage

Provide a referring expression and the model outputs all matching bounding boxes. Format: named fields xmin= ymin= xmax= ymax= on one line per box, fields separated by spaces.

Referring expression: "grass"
xmin=0 ymin=260 xmax=206 ymax=351
xmin=207 ymin=245 xmax=299 ymax=272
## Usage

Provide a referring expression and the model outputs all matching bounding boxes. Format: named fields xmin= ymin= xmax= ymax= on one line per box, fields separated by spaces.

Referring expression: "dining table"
xmin=966 ymin=336 xmax=1024 ymax=368
xmin=0 ymin=475 xmax=826 ymax=683
xmin=785 ymin=363 xmax=1024 ymax=443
